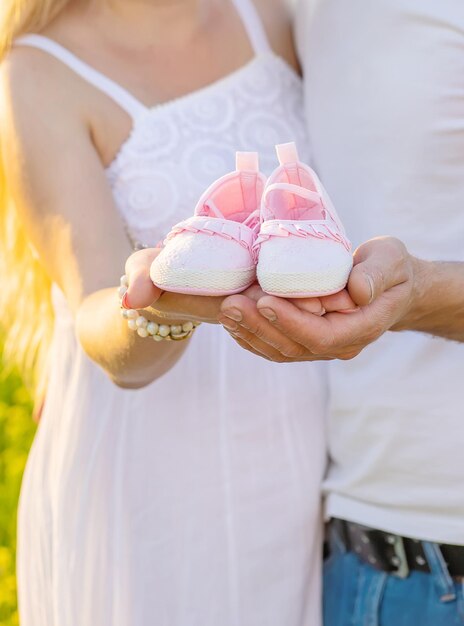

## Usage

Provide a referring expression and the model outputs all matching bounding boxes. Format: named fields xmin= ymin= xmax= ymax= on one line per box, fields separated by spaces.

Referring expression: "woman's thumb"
xmin=124 ymin=248 xmax=163 ymax=310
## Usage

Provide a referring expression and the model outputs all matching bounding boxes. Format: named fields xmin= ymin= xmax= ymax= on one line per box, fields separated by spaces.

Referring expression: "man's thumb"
xmin=347 ymin=237 xmax=409 ymax=307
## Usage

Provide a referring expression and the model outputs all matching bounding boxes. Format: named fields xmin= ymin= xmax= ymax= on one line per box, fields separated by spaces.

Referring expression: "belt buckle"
xmin=391 ymin=535 xmax=410 ymax=579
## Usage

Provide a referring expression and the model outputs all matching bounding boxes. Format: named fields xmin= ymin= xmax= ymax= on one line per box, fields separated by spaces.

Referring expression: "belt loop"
xmin=422 ymin=542 xmax=456 ymax=602
xmin=329 ymin=519 xmax=348 ymax=555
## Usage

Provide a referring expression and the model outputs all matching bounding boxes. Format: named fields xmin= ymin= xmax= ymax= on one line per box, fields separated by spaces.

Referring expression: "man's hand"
xmin=218 ymin=237 xmax=418 ymax=362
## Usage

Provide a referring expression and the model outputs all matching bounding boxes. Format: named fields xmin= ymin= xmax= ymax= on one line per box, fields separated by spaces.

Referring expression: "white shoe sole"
xmin=257 ymin=263 xmax=353 ymax=298
xmin=150 ymin=263 xmax=256 ymax=296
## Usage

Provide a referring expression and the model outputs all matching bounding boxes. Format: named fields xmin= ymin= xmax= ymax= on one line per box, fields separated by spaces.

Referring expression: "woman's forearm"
xmin=76 ymin=287 xmax=190 ymax=388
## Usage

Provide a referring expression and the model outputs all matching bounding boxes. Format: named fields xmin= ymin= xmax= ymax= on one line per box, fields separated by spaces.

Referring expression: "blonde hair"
xmin=0 ymin=0 xmax=70 ymax=404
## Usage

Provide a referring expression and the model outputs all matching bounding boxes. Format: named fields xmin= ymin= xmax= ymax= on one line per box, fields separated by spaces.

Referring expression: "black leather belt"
xmin=330 ymin=519 xmax=464 ymax=580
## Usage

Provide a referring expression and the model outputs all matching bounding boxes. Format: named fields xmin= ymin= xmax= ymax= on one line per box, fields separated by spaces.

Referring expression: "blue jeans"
xmin=323 ymin=527 xmax=464 ymax=626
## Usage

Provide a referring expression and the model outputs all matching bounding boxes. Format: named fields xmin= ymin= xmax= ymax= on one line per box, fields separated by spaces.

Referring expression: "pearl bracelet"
xmin=118 ymin=275 xmax=200 ymax=341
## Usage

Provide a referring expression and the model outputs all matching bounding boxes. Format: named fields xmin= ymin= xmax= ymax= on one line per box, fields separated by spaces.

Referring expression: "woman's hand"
xmin=124 ymin=247 xmax=256 ymax=324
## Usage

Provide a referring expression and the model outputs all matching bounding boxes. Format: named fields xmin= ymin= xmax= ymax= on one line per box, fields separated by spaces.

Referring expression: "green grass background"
xmin=0 ymin=345 xmax=36 ymax=626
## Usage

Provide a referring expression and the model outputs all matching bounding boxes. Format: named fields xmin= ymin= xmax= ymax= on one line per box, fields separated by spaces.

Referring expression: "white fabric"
xmin=16 ymin=1 xmax=327 ymax=625
xmin=296 ymin=0 xmax=464 ymax=544
xmin=232 ymin=0 xmax=272 ymax=54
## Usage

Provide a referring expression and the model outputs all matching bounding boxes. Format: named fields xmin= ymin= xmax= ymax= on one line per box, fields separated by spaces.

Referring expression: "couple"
xmin=1 ymin=0 xmax=463 ymax=624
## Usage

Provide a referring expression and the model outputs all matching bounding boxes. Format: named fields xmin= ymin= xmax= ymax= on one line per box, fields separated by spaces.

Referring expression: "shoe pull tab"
xmin=236 ymin=151 xmax=259 ymax=172
xmin=236 ymin=151 xmax=261 ymax=216
xmin=276 ymin=142 xmax=299 ymax=166
xmin=276 ymin=142 xmax=305 ymax=209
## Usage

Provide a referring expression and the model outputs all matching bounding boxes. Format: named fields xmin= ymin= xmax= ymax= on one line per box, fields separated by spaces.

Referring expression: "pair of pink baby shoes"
xmin=150 ymin=142 xmax=352 ymax=298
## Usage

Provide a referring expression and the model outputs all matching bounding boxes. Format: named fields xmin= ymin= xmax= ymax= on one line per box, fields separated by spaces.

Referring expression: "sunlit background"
xmin=0 ymin=339 xmax=36 ymax=626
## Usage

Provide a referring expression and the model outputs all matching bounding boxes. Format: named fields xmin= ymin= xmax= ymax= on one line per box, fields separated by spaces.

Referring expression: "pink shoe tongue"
xmin=289 ymin=202 xmax=326 ymax=222
xmin=263 ymin=182 xmax=326 ymax=222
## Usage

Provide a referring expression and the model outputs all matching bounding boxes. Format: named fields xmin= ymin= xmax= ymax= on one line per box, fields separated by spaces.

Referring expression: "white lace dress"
xmin=16 ymin=2 xmax=327 ymax=625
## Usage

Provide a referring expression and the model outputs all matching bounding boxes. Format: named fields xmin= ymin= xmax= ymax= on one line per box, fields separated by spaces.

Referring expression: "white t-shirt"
xmin=296 ymin=0 xmax=464 ymax=544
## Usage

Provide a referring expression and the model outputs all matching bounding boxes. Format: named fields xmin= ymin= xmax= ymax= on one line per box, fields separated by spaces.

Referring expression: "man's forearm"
xmin=392 ymin=258 xmax=464 ymax=341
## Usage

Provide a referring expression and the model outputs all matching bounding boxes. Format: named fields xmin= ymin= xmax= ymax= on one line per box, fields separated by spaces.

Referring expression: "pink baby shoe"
xmin=150 ymin=153 xmax=265 ymax=296
xmin=255 ymin=142 xmax=353 ymax=298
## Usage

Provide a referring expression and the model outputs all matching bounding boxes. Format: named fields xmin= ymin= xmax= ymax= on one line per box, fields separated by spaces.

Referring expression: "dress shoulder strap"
xmin=14 ymin=34 xmax=147 ymax=120
xmin=230 ymin=0 xmax=272 ymax=55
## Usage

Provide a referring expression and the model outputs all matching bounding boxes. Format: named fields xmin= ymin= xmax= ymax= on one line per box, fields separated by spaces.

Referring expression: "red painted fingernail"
xmin=121 ymin=292 xmax=131 ymax=309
